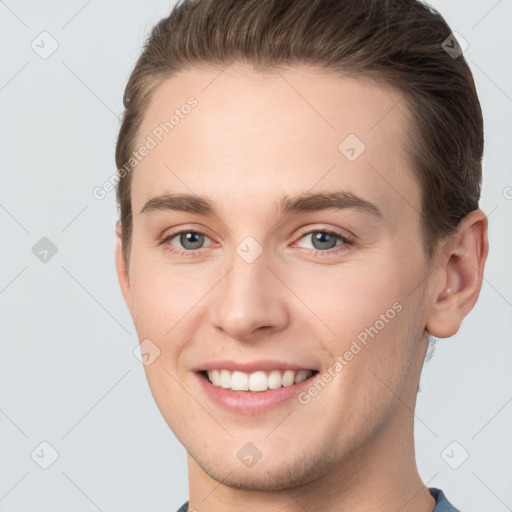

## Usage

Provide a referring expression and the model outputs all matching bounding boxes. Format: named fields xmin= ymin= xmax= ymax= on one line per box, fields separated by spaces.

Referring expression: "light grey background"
xmin=0 ymin=1 xmax=511 ymax=511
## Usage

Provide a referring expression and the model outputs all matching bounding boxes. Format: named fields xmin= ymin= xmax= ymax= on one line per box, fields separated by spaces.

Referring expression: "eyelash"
xmin=292 ymin=228 xmax=354 ymax=257
xmin=160 ymin=228 xmax=355 ymax=258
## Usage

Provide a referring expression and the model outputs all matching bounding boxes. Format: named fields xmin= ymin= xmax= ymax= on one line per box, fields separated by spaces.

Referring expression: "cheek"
xmin=128 ymin=252 xmax=205 ymax=337
xmin=288 ymin=250 xmax=424 ymax=391
xmin=310 ymin=298 xmax=424 ymax=448
xmin=286 ymin=256 xmax=406 ymax=340
xmin=337 ymin=293 xmax=424 ymax=411
xmin=128 ymin=254 xmax=221 ymax=391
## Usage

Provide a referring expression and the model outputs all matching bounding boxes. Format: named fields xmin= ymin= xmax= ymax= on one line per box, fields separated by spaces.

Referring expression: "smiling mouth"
xmin=199 ymin=368 xmax=319 ymax=392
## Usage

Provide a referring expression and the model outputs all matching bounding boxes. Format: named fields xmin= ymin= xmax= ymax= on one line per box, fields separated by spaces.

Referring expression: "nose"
xmin=210 ymin=246 xmax=290 ymax=342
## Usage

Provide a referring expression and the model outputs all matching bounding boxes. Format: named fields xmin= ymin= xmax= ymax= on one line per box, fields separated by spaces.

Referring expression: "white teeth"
xmin=209 ymin=369 xmax=220 ymax=386
xmin=219 ymin=369 xmax=231 ymax=389
xmin=282 ymin=370 xmax=295 ymax=387
xmin=231 ymin=371 xmax=249 ymax=391
xmin=294 ymin=369 xmax=310 ymax=384
xmin=205 ymin=368 xmax=314 ymax=392
xmin=268 ymin=369 xmax=282 ymax=389
xmin=249 ymin=371 xmax=268 ymax=392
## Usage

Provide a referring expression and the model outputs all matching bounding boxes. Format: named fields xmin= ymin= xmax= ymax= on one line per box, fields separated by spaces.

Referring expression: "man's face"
xmin=118 ymin=64 xmax=433 ymax=490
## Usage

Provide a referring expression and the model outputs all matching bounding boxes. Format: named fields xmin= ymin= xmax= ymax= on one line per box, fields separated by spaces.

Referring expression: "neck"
xmin=186 ymin=408 xmax=436 ymax=512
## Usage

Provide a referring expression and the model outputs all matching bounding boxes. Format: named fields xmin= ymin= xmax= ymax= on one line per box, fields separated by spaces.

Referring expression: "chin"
xmin=190 ymin=444 xmax=334 ymax=492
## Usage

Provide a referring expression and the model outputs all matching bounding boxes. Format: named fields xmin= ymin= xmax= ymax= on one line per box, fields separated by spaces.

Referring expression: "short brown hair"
xmin=115 ymin=0 xmax=483 ymax=267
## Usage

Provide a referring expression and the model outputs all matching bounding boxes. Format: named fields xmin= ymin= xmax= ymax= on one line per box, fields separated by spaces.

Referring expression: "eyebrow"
xmin=139 ymin=191 xmax=382 ymax=218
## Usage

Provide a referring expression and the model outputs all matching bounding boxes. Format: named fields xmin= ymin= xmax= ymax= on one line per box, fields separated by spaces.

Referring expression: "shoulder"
xmin=177 ymin=492 xmax=460 ymax=512
xmin=430 ymin=487 xmax=461 ymax=512
xmin=175 ymin=502 xmax=189 ymax=512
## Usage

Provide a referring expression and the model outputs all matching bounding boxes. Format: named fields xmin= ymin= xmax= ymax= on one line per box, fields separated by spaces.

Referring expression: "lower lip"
xmin=195 ymin=371 xmax=318 ymax=415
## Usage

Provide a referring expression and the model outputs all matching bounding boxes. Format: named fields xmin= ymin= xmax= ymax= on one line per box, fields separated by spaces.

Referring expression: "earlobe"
xmin=114 ymin=220 xmax=133 ymax=315
xmin=426 ymin=209 xmax=489 ymax=339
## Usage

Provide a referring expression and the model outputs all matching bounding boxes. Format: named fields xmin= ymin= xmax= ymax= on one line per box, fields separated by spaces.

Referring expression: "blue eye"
xmin=175 ymin=231 xmax=205 ymax=250
xmin=162 ymin=231 xmax=211 ymax=255
xmin=295 ymin=229 xmax=352 ymax=254
xmin=306 ymin=231 xmax=340 ymax=250
xmin=161 ymin=228 xmax=353 ymax=257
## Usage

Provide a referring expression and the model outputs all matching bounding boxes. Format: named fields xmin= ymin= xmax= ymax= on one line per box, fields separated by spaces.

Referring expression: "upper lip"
xmin=193 ymin=360 xmax=317 ymax=373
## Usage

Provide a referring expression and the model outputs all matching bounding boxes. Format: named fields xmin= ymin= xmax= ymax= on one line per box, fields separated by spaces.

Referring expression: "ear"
xmin=115 ymin=220 xmax=133 ymax=316
xmin=426 ymin=209 xmax=489 ymax=338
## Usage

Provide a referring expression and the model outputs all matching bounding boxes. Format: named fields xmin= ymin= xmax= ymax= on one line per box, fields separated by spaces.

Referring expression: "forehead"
xmin=131 ymin=64 xmax=419 ymax=221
